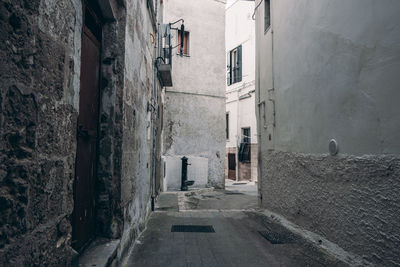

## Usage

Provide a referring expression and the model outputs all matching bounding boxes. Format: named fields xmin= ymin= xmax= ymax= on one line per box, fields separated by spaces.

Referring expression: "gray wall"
xmin=261 ymin=0 xmax=400 ymax=155
xmin=256 ymin=0 xmax=400 ymax=265
xmin=0 ymin=0 xmax=162 ymax=264
xmin=118 ymin=0 xmax=161 ymax=259
xmin=96 ymin=2 xmax=126 ymax=241
xmin=0 ymin=0 xmax=82 ymax=264
xmin=163 ymin=0 xmax=226 ymax=188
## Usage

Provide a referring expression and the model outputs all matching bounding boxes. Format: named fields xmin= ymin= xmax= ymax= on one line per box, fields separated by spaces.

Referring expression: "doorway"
xmin=228 ymin=153 xmax=236 ymax=180
xmin=72 ymin=1 xmax=102 ymax=252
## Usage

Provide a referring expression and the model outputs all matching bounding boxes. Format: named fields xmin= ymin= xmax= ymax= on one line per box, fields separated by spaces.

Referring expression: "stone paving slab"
xmin=78 ymin=238 xmax=120 ymax=267
xmin=178 ymin=188 xmax=259 ymax=211
xmin=123 ymin=191 xmax=346 ymax=267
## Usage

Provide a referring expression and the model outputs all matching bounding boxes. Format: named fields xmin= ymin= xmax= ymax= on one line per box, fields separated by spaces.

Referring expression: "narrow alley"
xmin=1 ymin=0 xmax=400 ymax=266
xmin=124 ymin=182 xmax=344 ymax=267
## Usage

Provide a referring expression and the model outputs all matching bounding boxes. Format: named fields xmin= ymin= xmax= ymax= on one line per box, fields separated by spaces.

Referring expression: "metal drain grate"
xmin=258 ymin=230 xmax=297 ymax=244
xmin=156 ymin=206 xmax=174 ymax=211
xmin=225 ymin=191 xmax=244 ymax=195
xmin=171 ymin=225 xmax=215 ymax=233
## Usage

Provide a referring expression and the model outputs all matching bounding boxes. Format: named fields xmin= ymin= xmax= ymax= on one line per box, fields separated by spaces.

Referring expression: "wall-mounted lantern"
xmin=169 ymin=19 xmax=185 ymax=57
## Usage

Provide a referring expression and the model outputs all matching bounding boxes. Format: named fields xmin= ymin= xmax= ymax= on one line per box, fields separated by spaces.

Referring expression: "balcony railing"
xmin=156 ymin=24 xmax=173 ymax=87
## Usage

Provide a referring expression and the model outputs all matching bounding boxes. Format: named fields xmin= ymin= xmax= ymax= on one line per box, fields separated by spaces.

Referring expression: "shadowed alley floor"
xmin=123 ymin=183 xmax=345 ymax=267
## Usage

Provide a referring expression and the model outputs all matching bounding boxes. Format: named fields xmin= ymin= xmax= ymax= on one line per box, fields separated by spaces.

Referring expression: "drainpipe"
xmin=270 ymin=7 xmax=276 ymax=139
xmin=151 ymin=0 xmax=159 ymax=211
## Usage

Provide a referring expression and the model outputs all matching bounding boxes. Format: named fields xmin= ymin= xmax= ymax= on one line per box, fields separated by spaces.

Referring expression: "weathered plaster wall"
xmin=226 ymin=83 xmax=258 ymax=151
xmin=118 ymin=0 xmax=161 ymax=259
xmin=273 ymin=0 xmax=400 ymax=155
xmin=255 ymin=0 xmax=400 ymax=265
xmin=225 ymin=0 xmax=255 ymax=89
xmin=225 ymin=1 xmax=257 ymax=182
xmin=260 ymin=151 xmax=400 ymax=265
xmin=164 ymin=93 xmax=225 ymax=188
xmin=0 ymin=0 xmax=82 ymax=264
xmin=96 ymin=2 xmax=127 ymax=240
xmin=255 ymin=0 xmax=274 ymax=152
xmin=163 ymin=0 xmax=226 ymax=189
xmin=163 ymin=155 xmax=208 ymax=190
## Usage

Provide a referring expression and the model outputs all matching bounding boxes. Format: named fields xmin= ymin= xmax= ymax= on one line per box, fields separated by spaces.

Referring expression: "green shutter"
xmin=226 ymin=113 xmax=229 ymax=139
xmin=238 ymin=45 xmax=242 ymax=82
xmin=227 ymin=51 xmax=232 ymax=85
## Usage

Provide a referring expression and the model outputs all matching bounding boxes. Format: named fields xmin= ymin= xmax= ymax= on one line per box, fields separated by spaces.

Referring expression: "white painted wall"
xmin=254 ymin=2 xmax=400 ymax=264
xmin=162 ymin=156 xmax=208 ymax=191
xmin=162 ymin=0 xmax=226 ymax=188
xmin=256 ymin=0 xmax=400 ymax=155
xmin=225 ymin=0 xmax=257 ymax=148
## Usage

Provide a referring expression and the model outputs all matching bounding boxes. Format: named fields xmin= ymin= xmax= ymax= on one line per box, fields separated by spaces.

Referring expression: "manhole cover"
xmin=171 ymin=225 xmax=215 ymax=233
xmin=258 ymin=230 xmax=297 ymax=244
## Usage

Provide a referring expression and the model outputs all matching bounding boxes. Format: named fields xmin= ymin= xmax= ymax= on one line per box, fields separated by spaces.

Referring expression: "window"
xmin=242 ymin=127 xmax=251 ymax=143
xmin=227 ymin=45 xmax=242 ymax=85
xmin=147 ymin=0 xmax=156 ymax=29
xmin=239 ymin=128 xmax=251 ymax=162
xmin=264 ymin=0 xmax=270 ymax=32
xmin=226 ymin=113 xmax=229 ymax=140
xmin=177 ymin=30 xmax=190 ymax=56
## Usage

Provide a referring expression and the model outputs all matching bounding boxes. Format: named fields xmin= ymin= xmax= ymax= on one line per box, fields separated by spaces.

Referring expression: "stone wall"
xmin=238 ymin=162 xmax=251 ymax=181
xmin=0 ymin=0 xmax=163 ymax=264
xmin=117 ymin=0 xmax=162 ymax=260
xmin=0 ymin=0 xmax=81 ymax=264
xmin=96 ymin=2 xmax=126 ymax=240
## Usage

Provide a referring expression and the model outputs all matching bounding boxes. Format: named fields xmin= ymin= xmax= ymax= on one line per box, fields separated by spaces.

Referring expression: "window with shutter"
xmin=177 ymin=30 xmax=190 ymax=56
xmin=237 ymin=45 xmax=242 ymax=82
xmin=242 ymin=127 xmax=250 ymax=143
xmin=264 ymin=0 xmax=271 ymax=32
xmin=147 ymin=0 xmax=156 ymax=29
xmin=226 ymin=113 xmax=229 ymax=139
xmin=227 ymin=52 xmax=232 ymax=85
xmin=239 ymin=128 xmax=251 ymax=162
xmin=228 ymin=45 xmax=242 ymax=85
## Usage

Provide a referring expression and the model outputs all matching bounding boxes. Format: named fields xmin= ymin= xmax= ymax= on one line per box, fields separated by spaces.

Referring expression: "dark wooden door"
xmin=72 ymin=6 xmax=101 ymax=251
xmin=228 ymin=153 xmax=236 ymax=180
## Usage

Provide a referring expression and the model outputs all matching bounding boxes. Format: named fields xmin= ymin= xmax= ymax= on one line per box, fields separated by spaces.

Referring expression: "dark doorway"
xmin=228 ymin=153 xmax=236 ymax=180
xmin=72 ymin=2 xmax=102 ymax=252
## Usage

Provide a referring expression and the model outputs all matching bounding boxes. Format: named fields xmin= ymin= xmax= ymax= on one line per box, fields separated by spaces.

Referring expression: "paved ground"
xmin=123 ymin=184 xmax=346 ymax=267
xmin=225 ymin=179 xmax=258 ymax=196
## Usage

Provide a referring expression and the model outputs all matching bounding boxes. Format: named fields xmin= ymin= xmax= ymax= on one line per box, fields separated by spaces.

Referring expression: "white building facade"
xmin=255 ymin=0 xmax=400 ymax=265
xmin=225 ymin=0 xmax=257 ymax=181
xmin=162 ymin=0 xmax=226 ymax=190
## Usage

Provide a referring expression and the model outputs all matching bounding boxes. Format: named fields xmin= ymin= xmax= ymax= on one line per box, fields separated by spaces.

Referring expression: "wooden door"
xmin=72 ymin=3 xmax=102 ymax=252
xmin=228 ymin=153 xmax=236 ymax=180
